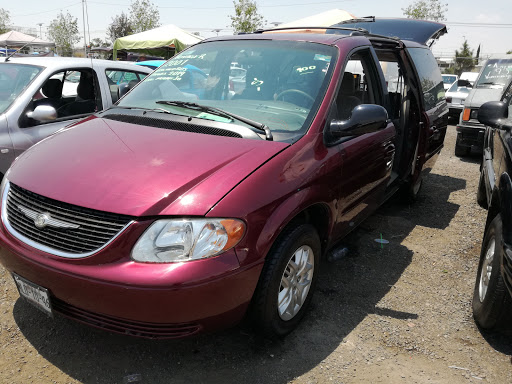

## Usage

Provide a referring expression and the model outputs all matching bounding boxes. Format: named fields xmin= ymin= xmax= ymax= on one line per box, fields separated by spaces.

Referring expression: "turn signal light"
xmin=462 ymin=108 xmax=471 ymax=121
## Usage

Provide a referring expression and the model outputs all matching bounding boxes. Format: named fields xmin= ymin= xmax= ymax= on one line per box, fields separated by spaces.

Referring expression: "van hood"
xmin=464 ymin=87 xmax=503 ymax=108
xmin=8 ymin=116 xmax=289 ymax=217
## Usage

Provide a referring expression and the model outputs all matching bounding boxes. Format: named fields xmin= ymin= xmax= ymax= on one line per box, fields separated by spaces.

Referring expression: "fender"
xmin=498 ymin=172 xmax=512 ymax=244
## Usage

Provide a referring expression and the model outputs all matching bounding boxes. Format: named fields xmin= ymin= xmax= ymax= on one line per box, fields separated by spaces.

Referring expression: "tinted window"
xmin=407 ymin=47 xmax=445 ymax=110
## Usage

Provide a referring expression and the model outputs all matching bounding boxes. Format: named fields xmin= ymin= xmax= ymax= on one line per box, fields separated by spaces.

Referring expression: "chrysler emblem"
xmin=34 ymin=213 xmax=50 ymax=229
xmin=17 ymin=205 xmax=80 ymax=230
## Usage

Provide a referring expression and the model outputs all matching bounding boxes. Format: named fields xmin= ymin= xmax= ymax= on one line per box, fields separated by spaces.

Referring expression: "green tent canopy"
xmin=113 ymin=24 xmax=203 ymax=60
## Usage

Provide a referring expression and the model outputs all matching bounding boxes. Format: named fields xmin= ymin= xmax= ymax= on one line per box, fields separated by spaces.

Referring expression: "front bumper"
xmin=456 ymin=123 xmax=485 ymax=151
xmin=0 ymin=221 xmax=263 ymax=339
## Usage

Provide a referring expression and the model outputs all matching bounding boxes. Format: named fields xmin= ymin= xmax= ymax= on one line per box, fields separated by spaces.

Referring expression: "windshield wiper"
xmin=113 ymin=105 xmax=177 ymax=115
xmin=477 ymin=81 xmax=498 ymax=87
xmin=155 ymin=100 xmax=273 ymax=141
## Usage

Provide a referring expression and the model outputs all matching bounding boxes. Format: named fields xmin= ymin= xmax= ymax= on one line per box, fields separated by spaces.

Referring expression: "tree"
xmin=107 ymin=12 xmax=133 ymax=43
xmin=229 ymin=0 xmax=265 ymax=34
xmin=47 ymin=12 xmax=80 ymax=57
xmin=0 ymin=8 xmax=11 ymax=34
xmin=89 ymin=38 xmax=108 ymax=48
xmin=507 ymin=50 xmax=512 ymax=54
xmin=129 ymin=0 xmax=160 ymax=34
xmin=402 ymin=0 xmax=447 ymax=21
xmin=445 ymin=40 xmax=476 ymax=76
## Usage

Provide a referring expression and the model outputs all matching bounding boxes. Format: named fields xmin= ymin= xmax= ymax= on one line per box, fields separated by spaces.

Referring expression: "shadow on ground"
xmin=12 ymin=173 xmax=467 ymax=384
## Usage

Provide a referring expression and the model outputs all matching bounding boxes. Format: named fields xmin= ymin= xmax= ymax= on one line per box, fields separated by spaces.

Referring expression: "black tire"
xmin=400 ymin=176 xmax=423 ymax=204
xmin=477 ymin=170 xmax=488 ymax=209
xmin=250 ymin=223 xmax=321 ymax=338
xmin=472 ymin=214 xmax=512 ymax=330
xmin=455 ymin=137 xmax=470 ymax=157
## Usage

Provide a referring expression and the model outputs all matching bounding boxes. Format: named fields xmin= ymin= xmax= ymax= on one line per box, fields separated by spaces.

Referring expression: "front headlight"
xmin=131 ymin=218 xmax=245 ymax=263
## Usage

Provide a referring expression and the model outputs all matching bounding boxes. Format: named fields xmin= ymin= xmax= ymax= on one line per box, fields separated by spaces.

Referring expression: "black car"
xmin=473 ymin=79 xmax=512 ymax=330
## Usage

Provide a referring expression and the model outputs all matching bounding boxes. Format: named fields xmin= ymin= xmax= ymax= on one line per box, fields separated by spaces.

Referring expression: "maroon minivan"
xmin=0 ymin=19 xmax=448 ymax=339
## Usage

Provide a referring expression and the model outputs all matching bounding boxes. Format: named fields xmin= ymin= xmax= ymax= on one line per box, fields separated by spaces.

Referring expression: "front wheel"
xmin=250 ymin=224 xmax=320 ymax=337
xmin=472 ymin=214 xmax=512 ymax=330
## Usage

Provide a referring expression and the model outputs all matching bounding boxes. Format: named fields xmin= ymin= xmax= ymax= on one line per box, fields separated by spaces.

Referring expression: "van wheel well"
xmin=284 ymin=204 xmax=330 ymax=256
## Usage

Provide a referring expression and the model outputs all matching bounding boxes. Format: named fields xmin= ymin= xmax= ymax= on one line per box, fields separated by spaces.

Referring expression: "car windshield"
xmin=118 ymin=40 xmax=336 ymax=142
xmin=475 ymin=58 xmax=512 ymax=88
xmin=0 ymin=63 xmax=43 ymax=114
xmin=442 ymin=75 xmax=457 ymax=84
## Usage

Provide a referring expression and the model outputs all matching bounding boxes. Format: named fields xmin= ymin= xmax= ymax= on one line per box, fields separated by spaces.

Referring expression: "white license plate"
xmin=13 ymin=273 xmax=53 ymax=316
xmin=452 ymin=98 xmax=462 ymax=104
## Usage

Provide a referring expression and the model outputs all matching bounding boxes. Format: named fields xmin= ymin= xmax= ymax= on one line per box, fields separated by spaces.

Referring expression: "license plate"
xmin=452 ymin=98 xmax=462 ymax=104
xmin=13 ymin=273 xmax=53 ymax=316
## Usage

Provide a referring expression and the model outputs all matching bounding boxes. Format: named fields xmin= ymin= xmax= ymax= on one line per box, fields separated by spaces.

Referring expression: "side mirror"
xmin=478 ymin=101 xmax=508 ymax=128
xmin=26 ymin=105 xmax=57 ymax=123
xmin=330 ymin=104 xmax=389 ymax=137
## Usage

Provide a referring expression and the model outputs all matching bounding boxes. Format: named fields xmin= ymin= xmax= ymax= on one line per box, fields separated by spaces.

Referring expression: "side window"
xmin=336 ymin=49 xmax=381 ymax=120
xmin=106 ymin=70 xmax=147 ymax=103
xmin=24 ymin=68 xmax=102 ymax=127
xmin=407 ymin=47 xmax=445 ymax=111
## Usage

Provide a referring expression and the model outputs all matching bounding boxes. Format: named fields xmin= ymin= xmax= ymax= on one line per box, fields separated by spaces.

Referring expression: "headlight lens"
xmin=131 ymin=218 xmax=245 ymax=263
xmin=470 ymin=109 xmax=478 ymax=120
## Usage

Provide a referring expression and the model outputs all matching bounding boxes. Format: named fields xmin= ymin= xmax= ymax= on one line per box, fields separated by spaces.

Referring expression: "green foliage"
xmin=229 ymin=0 xmax=265 ymax=34
xmin=449 ymin=40 xmax=476 ymax=76
xmin=129 ymin=0 xmax=161 ymax=34
xmin=507 ymin=50 xmax=512 ymax=54
xmin=402 ymin=0 xmax=447 ymax=21
xmin=0 ymin=8 xmax=11 ymax=34
xmin=107 ymin=12 xmax=133 ymax=43
xmin=47 ymin=12 xmax=80 ymax=57
xmin=89 ymin=38 xmax=108 ymax=48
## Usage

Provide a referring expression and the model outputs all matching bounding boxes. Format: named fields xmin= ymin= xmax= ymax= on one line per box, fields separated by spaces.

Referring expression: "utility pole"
xmin=82 ymin=0 xmax=87 ymax=57
xmin=37 ymin=23 xmax=43 ymax=39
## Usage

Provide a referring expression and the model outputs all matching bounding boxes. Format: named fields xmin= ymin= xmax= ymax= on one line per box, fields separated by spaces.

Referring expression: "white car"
xmin=0 ymin=57 xmax=152 ymax=176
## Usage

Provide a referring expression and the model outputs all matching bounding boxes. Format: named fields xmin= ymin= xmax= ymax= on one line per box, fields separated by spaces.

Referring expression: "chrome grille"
xmin=4 ymin=182 xmax=133 ymax=257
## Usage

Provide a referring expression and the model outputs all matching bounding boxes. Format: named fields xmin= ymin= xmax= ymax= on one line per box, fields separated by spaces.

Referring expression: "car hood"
xmin=8 ymin=116 xmax=289 ymax=217
xmin=464 ymin=88 xmax=503 ymax=108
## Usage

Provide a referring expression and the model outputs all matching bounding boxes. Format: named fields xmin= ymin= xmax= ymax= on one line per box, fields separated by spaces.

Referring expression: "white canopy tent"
xmin=0 ymin=30 xmax=55 ymax=48
xmin=272 ymin=9 xmax=356 ymax=31
xmin=113 ymin=25 xmax=204 ymax=60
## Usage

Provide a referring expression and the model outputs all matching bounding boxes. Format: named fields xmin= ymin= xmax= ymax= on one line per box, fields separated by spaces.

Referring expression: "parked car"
xmin=445 ymin=79 xmax=472 ymax=120
xmin=0 ymin=19 xmax=448 ymax=339
xmin=442 ymin=74 xmax=458 ymax=90
xmin=460 ymin=71 xmax=479 ymax=86
xmin=472 ymin=79 xmax=512 ymax=331
xmin=0 ymin=57 xmax=151 ymax=176
xmin=455 ymin=55 xmax=512 ymax=157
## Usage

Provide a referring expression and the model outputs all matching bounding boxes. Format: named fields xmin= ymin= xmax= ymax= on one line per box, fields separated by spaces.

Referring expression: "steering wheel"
xmin=275 ymin=89 xmax=315 ymax=102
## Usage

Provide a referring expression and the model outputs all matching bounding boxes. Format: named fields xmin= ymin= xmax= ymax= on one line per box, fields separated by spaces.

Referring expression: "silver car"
xmin=0 ymin=57 xmax=152 ymax=176
xmin=445 ymin=81 xmax=471 ymax=121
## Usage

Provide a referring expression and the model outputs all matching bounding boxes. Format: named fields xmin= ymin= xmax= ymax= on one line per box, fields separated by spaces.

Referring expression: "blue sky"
xmin=7 ymin=0 xmax=512 ymax=57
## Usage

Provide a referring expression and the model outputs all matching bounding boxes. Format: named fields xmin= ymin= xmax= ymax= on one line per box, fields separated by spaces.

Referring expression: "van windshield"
xmin=118 ymin=40 xmax=336 ymax=142
xmin=475 ymin=58 xmax=512 ymax=88
xmin=0 ymin=63 xmax=43 ymax=114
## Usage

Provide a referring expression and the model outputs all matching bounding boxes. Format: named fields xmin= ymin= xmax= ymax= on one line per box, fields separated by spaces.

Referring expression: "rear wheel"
xmin=250 ymin=223 xmax=320 ymax=337
xmin=472 ymin=215 xmax=512 ymax=330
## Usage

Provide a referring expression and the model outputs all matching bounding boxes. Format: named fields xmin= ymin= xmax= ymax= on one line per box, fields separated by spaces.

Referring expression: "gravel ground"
xmin=1 ymin=125 xmax=511 ymax=384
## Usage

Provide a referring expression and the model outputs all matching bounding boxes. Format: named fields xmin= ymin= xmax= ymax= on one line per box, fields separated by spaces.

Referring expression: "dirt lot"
xmin=1 ymin=125 xmax=511 ymax=384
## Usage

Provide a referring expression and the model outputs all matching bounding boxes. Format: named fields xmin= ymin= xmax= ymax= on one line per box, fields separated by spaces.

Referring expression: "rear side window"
xmin=407 ymin=47 xmax=445 ymax=110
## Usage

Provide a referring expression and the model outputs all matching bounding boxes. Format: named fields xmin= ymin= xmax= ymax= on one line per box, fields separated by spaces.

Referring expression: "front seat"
xmin=34 ymin=79 xmax=64 ymax=110
xmin=58 ymin=78 xmax=97 ymax=117
xmin=337 ymin=72 xmax=361 ymax=120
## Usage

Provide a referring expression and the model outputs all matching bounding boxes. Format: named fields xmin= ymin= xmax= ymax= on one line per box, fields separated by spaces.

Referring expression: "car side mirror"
xmin=478 ymin=101 xmax=508 ymax=128
xmin=330 ymin=104 xmax=389 ymax=137
xmin=26 ymin=105 xmax=57 ymax=123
